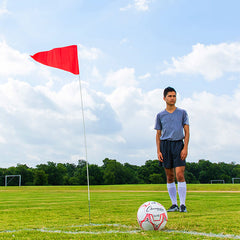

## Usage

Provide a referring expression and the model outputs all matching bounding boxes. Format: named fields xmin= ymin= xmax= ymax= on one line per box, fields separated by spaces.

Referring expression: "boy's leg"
xmin=178 ymin=181 xmax=187 ymax=205
xmin=172 ymin=140 xmax=187 ymax=212
xmin=176 ymin=166 xmax=187 ymax=212
xmin=165 ymin=168 xmax=178 ymax=212
xmin=167 ymin=182 xmax=177 ymax=204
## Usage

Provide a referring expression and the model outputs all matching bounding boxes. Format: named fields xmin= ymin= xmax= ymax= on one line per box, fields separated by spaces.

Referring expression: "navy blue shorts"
xmin=160 ymin=140 xmax=186 ymax=169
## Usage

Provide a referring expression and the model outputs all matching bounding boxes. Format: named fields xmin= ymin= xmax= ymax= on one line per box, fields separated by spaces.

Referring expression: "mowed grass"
xmin=0 ymin=184 xmax=239 ymax=239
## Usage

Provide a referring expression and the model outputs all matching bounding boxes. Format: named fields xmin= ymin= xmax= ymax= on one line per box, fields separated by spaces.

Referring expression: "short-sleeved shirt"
xmin=154 ymin=108 xmax=189 ymax=141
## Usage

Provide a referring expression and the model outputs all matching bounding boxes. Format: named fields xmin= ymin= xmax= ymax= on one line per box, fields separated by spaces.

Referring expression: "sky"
xmin=0 ymin=0 xmax=240 ymax=168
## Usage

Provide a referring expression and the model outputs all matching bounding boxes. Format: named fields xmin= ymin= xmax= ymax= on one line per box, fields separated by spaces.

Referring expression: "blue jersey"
xmin=154 ymin=108 xmax=189 ymax=141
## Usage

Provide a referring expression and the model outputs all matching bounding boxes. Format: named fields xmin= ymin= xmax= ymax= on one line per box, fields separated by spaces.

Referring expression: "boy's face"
xmin=164 ymin=91 xmax=176 ymax=106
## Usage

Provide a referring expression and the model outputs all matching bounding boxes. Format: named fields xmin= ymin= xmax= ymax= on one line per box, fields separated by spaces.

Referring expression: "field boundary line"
xmin=165 ymin=230 xmax=240 ymax=239
xmin=86 ymin=190 xmax=240 ymax=193
xmin=0 ymin=225 xmax=239 ymax=239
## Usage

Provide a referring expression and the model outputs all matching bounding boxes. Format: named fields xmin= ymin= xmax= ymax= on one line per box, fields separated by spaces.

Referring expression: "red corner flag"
xmin=30 ymin=45 xmax=79 ymax=75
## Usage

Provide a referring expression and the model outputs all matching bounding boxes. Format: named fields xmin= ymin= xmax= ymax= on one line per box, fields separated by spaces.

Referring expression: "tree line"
xmin=0 ymin=158 xmax=239 ymax=186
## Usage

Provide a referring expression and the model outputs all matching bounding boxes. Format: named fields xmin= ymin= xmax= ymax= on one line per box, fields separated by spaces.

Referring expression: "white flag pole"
xmin=77 ymin=47 xmax=91 ymax=224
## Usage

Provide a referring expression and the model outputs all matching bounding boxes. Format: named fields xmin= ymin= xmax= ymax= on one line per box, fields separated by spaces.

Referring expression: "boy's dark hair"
xmin=163 ymin=87 xmax=176 ymax=98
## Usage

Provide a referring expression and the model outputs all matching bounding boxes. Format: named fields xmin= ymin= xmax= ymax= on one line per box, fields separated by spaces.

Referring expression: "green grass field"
xmin=0 ymin=184 xmax=239 ymax=239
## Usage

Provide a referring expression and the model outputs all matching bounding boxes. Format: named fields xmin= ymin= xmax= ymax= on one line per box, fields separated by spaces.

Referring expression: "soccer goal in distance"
xmin=5 ymin=175 xmax=21 ymax=186
xmin=210 ymin=180 xmax=225 ymax=184
xmin=232 ymin=178 xmax=240 ymax=184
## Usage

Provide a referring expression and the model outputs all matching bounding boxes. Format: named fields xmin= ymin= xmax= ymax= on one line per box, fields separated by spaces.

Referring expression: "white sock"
xmin=167 ymin=182 xmax=177 ymax=205
xmin=178 ymin=181 xmax=187 ymax=206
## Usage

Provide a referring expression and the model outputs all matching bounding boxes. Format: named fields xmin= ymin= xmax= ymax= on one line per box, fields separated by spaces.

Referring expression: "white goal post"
xmin=232 ymin=178 xmax=240 ymax=184
xmin=210 ymin=180 xmax=225 ymax=184
xmin=5 ymin=175 xmax=21 ymax=186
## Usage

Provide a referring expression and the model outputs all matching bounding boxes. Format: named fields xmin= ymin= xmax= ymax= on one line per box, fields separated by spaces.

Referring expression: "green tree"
xmin=15 ymin=164 xmax=34 ymax=185
xmin=233 ymin=165 xmax=240 ymax=178
xmin=123 ymin=163 xmax=140 ymax=184
xmin=186 ymin=162 xmax=200 ymax=181
xmin=63 ymin=163 xmax=77 ymax=184
xmin=149 ymin=173 xmax=165 ymax=184
xmin=198 ymin=160 xmax=214 ymax=183
xmin=75 ymin=160 xmax=88 ymax=185
xmin=34 ymin=169 xmax=48 ymax=185
xmin=75 ymin=162 xmax=104 ymax=185
xmin=138 ymin=160 xmax=164 ymax=184
xmin=185 ymin=170 xmax=199 ymax=183
xmin=102 ymin=158 xmax=126 ymax=184
xmin=68 ymin=176 xmax=79 ymax=185
xmin=36 ymin=162 xmax=66 ymax=185
xmin=89 ymin=164 xmax=103 ymax=185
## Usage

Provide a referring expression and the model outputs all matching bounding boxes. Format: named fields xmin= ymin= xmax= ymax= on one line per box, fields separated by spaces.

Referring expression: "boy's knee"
xmin=166 ymin=173 xmax=175 ymax=183
xmin=176 ymin=172 xmax=185 ymax=182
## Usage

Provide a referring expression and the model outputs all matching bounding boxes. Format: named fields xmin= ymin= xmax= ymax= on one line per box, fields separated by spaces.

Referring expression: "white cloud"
xmin=180 ymin=90 xmax=240 ymax=162
xmin=120 ymin=0 xmax=152 ymax=12
xmin=106 ymin=86 xmax=164 ymax=161
xmin=78 ymin=44 xmax=101 ymax=60
xmin=120 ymin=4 xmax=132 ymax=11
xmin=105 ymin=67 xmax=138 ymax=88
xmin=161 ymin=42 xmax=240 ymax=81
xmin=0 ymin=41 xmax=36 ymax=77
xmin=0 ymin=122 xmax=6 ymax=143
xmin=139 ymin=72 xmax=151 ymax=79
xmin=91 ymin=66 xmax=101 ymax=79
xmin=120 ymin=38 xmax=128 ymax=45
xmin=134 ymin=0 xmax=151 ymax=11
xmin=0 ymin=0 xmax=9 ymax=16
xmin=0 ymin=77 xmax=121 ymax=167
xmin=0 ymin=136 xmax=6 ymax=143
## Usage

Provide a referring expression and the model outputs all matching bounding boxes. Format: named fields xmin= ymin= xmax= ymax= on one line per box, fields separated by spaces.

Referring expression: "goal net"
xmin=5 ymin=175 xmax=21 ymax=186
xmin=210 ymin=180 xmax=225 ymax=184
xmin=232 ymin=178 xmax=240 ymax=184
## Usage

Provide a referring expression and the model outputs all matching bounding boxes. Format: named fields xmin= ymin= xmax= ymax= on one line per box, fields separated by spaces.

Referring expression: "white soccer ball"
xmin=137 ymin=201 xmax=168 ymax=231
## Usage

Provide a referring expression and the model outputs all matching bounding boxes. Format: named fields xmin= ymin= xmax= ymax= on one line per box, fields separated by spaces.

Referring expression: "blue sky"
xmin=0 ymin=0 xmax=240 ymax=167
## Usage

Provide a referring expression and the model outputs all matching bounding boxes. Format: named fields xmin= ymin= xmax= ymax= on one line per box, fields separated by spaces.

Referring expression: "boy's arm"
xmin=181 ymin=124 xmax=190 ymax=160
xmin=156 ymin=130 xmax=163 ymax=162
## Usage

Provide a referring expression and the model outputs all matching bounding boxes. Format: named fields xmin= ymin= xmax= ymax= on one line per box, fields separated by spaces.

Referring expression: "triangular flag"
xmin=31 ymin=45 xmax=79 ymax=75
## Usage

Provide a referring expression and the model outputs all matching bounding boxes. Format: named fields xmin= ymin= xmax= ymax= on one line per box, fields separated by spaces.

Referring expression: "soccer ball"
xmin=137 ymin=201 xmax=168 ymax=231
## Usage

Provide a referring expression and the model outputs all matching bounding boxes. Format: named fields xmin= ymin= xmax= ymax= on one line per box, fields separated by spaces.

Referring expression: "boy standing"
xmin=154 ymin=87 xmax=190 ymax=212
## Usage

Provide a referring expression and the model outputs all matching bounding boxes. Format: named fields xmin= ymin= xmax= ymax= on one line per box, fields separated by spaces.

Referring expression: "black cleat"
xmin=167 ymin=204 xmax=179 ymax=212
xmin=179 ymin=204 xmax=187 ymax=212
